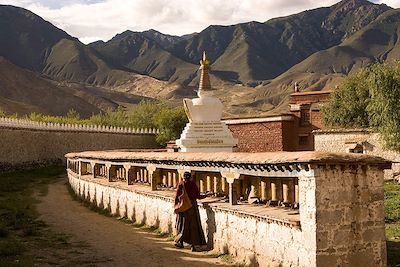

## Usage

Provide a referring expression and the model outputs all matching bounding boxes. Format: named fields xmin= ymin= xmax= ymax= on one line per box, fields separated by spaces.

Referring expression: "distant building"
xmin=314 ymin=128 xmax=400 ymax=181
xmin=225 ymin=90 xmax=332 ymax=152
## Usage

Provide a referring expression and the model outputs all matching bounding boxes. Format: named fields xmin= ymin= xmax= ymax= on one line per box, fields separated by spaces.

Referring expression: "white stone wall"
xmin=68 ymin=172 xmax=312 ymax=267
xmin=315 ymin=131 xmax=400 ymax=181
xmin=0 ymin=128 xmax=158 ymax=171
xmin=311 ymin=165 xmax=386 ymax=267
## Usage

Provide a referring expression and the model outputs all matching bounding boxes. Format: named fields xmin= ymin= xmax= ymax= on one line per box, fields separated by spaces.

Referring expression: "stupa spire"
xmin=198 ymin=51 xmax=211 ymax=97
xmin=176 ymin=51 xmax=238 ymax=152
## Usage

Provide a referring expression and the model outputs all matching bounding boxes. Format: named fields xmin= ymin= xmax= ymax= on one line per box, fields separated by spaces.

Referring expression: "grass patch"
xmin=385 ymin=182 xmax=400 ymax=267
xmin=0 ymin=166 xmax=64 ymax=265
xmin=141 ymin=224 xmax=158 ymax=232
xmin=218 ymin=253 xmax=235 ymax=264
xmin=138 ymin=224 xmax=170 ymax=238
xmin=385 ymin=182 xmax=400 ymax=223
xmin=166 ymin=233 xmax=175 ymax=241
xmin=215 ymin=253 xmax=244 ymax=266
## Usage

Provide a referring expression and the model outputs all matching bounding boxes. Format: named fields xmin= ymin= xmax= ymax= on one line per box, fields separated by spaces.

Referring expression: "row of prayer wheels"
xmin=76 ymin=162 xmax=299 ymax=208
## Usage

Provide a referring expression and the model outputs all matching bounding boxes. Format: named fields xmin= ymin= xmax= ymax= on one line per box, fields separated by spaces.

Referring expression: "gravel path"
xmin=37 ymin=178 xmax=226 ymax=267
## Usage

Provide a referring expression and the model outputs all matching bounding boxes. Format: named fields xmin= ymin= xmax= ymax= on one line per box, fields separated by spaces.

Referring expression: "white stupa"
xmin=176 ymin=52 xmax=238 ymax=152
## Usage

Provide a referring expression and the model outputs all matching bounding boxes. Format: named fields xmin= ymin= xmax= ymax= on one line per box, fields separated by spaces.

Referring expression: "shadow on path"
xmin=37 ymin=177 xmax=226 ymax=267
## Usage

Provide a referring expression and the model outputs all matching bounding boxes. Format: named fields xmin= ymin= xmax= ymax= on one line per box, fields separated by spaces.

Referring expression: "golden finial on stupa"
xmin=200 ymin=51 xmax=210 ymax=67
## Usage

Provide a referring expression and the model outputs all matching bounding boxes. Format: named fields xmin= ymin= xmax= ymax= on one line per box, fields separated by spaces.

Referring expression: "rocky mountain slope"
xmin=0 ymin=0 xmax=397 ymax=116
xmin=0 ymin=56 xmax=153 ymax=116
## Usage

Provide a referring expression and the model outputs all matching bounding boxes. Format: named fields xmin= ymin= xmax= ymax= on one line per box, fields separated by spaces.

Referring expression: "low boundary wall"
xmin=0 ymin=118 xmax=159 ymax=171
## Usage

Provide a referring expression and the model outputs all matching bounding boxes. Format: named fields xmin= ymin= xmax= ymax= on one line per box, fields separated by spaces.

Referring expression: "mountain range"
xmin=0 ymin=0 xmax=399 ymax=117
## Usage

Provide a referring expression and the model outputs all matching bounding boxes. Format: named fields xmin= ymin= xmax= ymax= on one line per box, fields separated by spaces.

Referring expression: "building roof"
xmin=66 ymin=150 xmax=390 ymax=168
xmin=313 ymin=128 xmax=372 ymax=134
xmin=223 ymin=115 xmax=294 ymax=125
xmin=290 ymin=90 xmax=332 ymax=97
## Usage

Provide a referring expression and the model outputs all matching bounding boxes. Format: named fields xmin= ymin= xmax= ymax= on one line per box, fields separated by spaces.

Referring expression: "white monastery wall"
xmin=314 ymin=130 xmax=400 ymax=181
xmin=0 ymin=120 xmax=158 ymax=170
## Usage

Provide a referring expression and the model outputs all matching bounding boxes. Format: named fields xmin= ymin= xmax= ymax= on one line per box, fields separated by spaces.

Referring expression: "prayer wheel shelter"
xmin=66 ymin=150 xmax=390 ymax=267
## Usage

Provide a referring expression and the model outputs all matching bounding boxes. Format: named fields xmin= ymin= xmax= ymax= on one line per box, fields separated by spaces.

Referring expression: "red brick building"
xmin=225 ymin=91 xmax=332 ymax=152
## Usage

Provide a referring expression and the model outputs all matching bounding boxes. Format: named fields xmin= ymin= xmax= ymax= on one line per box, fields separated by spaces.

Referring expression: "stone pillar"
xmin=124 ymin=165 xmax=132 ymax=185
xmin=147 ymin=165 xmax=161 ymax=191
xmin=296 ymin=163 xmax=388 ymax=267
xmin=221 ymin=171 xmax=242 ymax=205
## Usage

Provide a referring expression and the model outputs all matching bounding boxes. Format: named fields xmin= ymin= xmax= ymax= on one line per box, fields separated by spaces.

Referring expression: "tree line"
xmin=322 ymin=62 xmax=400 ymax=151
xmin=0 ymin=101 xmax=188 ymax=146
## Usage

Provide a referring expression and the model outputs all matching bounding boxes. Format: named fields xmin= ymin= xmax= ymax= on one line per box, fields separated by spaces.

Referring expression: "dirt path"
xmin=37 ymin=178 xmax=227 ymax=267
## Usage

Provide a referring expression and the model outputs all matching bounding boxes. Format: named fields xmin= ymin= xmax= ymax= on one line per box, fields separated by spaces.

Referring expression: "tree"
xmin=322 ymin=69 xmax=371 ymax=128
xmin=66 ymin=109 xmax=80 ymax=120
xmin=154 ymin=106 xmax=188 ymax=146
xmin=322 ymin=62 xmax=400 ymax=151
xmin=126 ymin=101 xmax=162 ymax=129
xmin=0 ymin=99 xmax=189 ymax=147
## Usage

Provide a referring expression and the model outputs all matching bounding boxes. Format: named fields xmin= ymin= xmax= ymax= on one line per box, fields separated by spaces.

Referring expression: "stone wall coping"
xmin=65 ymin=150 xmax=391 ymax=168
xmin=223 ymin=115 xmax=294 ymax=125
xmin=0 ymin=117 xmax=159 ymax=135
xmin=313 ymin=128 xmax=372 ymax=134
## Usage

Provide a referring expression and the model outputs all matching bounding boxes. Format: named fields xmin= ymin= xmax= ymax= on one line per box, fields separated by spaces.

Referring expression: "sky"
xmin=0 ymin=0 xmax=399 ymax=44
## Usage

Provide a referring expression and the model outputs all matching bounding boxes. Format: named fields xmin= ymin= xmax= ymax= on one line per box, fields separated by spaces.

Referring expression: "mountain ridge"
xmin=0 ymin=0 xmax=397 ymax=117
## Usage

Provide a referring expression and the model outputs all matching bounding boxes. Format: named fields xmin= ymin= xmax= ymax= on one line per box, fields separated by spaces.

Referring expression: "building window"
xmin=300 ymin=109 xmax=310 ymax=126
xmin=299 ymin=135 xmax=308 ymax=146
xmin=346 ymin=143 xmax=364 ymax=154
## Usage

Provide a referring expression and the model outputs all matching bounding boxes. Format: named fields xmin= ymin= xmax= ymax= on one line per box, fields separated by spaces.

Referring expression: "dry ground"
xmin=37 ymin=178 xmax=229 ymax=267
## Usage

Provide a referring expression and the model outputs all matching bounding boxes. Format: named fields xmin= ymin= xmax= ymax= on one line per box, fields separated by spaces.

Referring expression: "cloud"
xmin=374 ymin=0 xmax=400 ymax=6
xmin=0 ymin=0 xmax=397 ymax=43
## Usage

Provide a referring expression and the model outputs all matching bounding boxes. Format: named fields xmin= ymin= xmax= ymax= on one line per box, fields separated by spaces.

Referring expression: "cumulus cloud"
xmin=0 ymin=0 xmax=397 ymax=43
